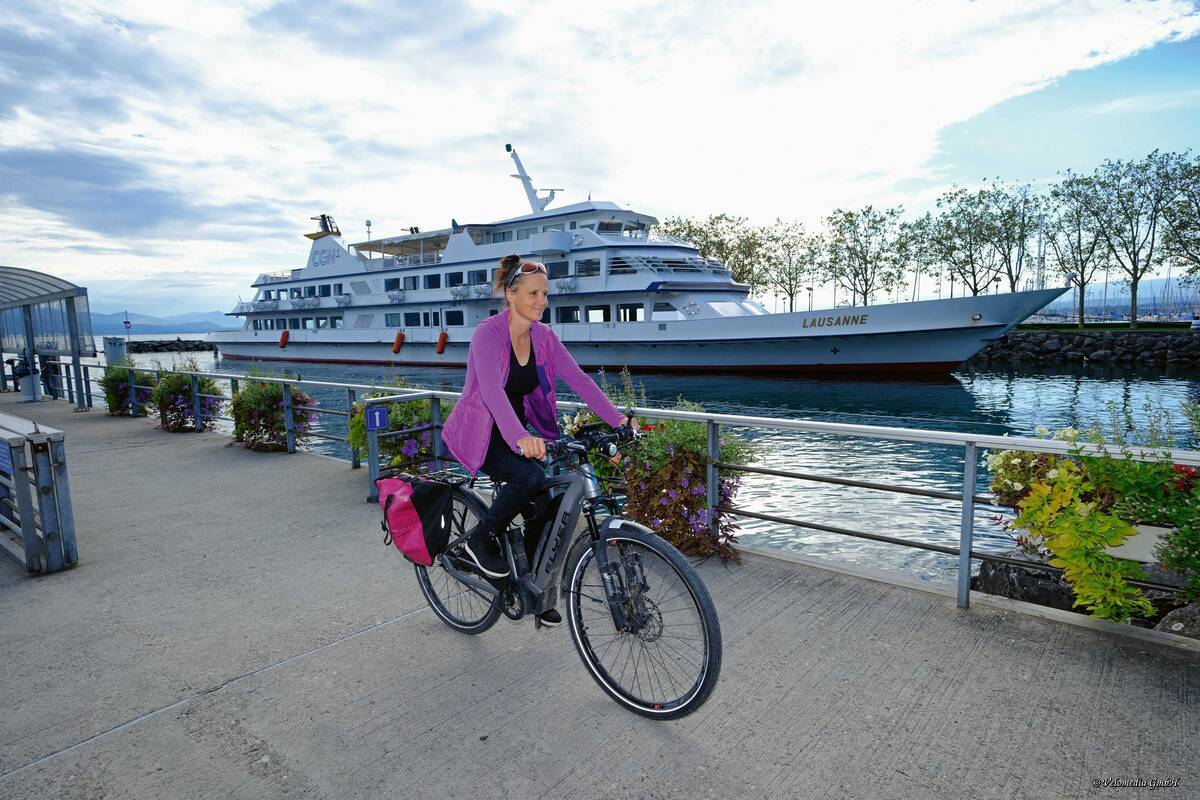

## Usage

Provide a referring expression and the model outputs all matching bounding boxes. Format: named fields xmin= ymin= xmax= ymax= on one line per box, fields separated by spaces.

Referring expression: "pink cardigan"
xmin=441 ymin=309 xmax=625 ymax=475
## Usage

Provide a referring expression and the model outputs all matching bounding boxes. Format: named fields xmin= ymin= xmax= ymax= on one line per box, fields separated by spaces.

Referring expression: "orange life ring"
xmin=278 ymin=329 xmax=289 ymax=348
xmin=392 ymin=331 xmax=405 ymax=354
xmin=436 ymin=330 xmax=448 ymax=355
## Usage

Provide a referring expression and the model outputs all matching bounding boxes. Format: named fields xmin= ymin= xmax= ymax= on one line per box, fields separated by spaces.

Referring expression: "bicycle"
xmin=409 ymin=422 xmax=722 ymax=720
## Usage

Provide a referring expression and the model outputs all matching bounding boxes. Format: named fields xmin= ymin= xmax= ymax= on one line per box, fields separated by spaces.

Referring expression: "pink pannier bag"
xmin=377 ymin=476 xmax=454 ymax=566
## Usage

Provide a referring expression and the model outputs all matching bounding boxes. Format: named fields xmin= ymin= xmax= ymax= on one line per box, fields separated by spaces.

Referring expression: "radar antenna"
xmin=505 ymin=143 xmax=559 ymax=213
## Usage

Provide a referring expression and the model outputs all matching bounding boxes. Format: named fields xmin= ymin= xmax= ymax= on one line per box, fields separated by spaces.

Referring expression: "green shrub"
xmin=97 ymin=358 xmax=156 ymax=416
xmin=568 ymin=369 xmax=758 ymax=561
xmin=1013 ymin=460 xmax=1154 ymax=622
xmin=231 ymin=379 xmax=316 ymax=451
xmin=149 ymin=358 xmax=224 ymax=432
xmin=348 ymin=378 xmax=454 ymax=472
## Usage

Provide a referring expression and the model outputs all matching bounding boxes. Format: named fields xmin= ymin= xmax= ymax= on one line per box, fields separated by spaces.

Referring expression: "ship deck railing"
xmin=29 ymin=356 xmax=1200 ymax=613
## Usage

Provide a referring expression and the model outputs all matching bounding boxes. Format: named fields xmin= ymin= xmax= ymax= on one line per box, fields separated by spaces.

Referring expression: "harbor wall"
xmin=970 ymin=329 xmax=1200 ymax=368
xmin=127 ymin=339 xmax=214 ymax=354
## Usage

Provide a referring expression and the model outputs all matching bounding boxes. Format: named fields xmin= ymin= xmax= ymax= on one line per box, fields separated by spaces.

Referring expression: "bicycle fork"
xmin=590 ymin=518 xmax=650 ymax=634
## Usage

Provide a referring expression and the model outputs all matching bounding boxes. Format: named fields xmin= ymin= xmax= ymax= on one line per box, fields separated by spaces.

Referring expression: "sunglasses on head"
xmin=505 ymin=260 xmax=547 ymax=288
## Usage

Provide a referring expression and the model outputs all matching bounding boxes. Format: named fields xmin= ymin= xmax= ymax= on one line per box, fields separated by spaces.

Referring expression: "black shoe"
xmin=536 ymin=609 xmax=562 ymax=628
xmin=463 ymin=530 xmax=509 ymax=578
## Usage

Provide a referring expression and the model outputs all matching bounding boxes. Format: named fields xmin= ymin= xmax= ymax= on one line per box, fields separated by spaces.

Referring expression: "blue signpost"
xmin=365 ymin=405 xmax=388 ymax=432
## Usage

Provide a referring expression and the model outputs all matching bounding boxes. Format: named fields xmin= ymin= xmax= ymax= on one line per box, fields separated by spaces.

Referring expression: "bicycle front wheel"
xmin=414 ymin=485 xmax=502 ymax=634
xmin=565 ymin=521 xmax=722 ymax=720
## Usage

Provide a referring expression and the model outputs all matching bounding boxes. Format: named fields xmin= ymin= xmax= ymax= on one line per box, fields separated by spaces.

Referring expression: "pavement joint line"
xmin=0 ymin=603 xmax=432 ymax=783
xmin=739 ymin=545 xmax=1200 ymax=654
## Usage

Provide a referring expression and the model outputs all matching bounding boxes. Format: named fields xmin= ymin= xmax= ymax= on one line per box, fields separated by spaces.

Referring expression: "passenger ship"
xmin=209 ymin=147 xmax=1066 ymax=373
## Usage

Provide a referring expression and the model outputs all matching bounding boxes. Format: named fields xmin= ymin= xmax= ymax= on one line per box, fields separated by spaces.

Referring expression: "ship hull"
xmin=209 ymin=288 xmax=1065 ymax=375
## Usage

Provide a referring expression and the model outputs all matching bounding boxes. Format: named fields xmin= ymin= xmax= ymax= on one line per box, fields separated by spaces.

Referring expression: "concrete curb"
xmin=739 ymin=544 xmax=1200 ymax=655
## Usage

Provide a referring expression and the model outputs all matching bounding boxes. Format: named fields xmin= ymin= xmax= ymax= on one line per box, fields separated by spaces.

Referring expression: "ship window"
xmin=598 ymin=221 xmax=622 ymax=234
xmin=252 ymin=319 xmax=261 ymax=330
xmin=542 ymin=223 xmax=564 ymax=232
xmin=423 ymin=274 xmax=441 ymax=290
xmin=329 ymin=316 xmax=342 ymax=329
xmin=384 ymin=278 xmax=401 ymax=292
xmin=332 ymin=283 xmax=343 ymax=295
xmin=516 ymin=227 xmax=536 ymax=240
xmin=608 ymin=257 xmax=636 ymax=275
xmin=653 ymin=302 xmax=677 ymax=312
xmin=305 ymin=285 xmax=317 ymax=297
xmin=403 ymin=276 xmax=419 ymax=291
xmin=489 ymin=309 xmax=499 ymax=316
xmin=275 ymin=318 xmax=287 ymax=329
xmin=318 ymin=284 xmax=332 ymax=297
xmin=546 ymin=261 xmax=569 ymax=279
xmin=586 ymin=305 xmax=611 ymax=323
xmin=290 ymin=288 xmax=302 ymax=299
xmin=468 ymin=269 xmax=488 ymax=285
xmin=445 ymin=271 xmax=464 ymax=287
xmin=302 ymin=317 xmax=315 ymax=329
xmin=289 ymin=318 xmax=301 ymax=329
xmin=491 ymin=231 xmax=512 ymax=243
xmin=316 ymin=317 xmax=330 ymax=329
xmin=404 ymin=312 xmax=421 ymax=326
xmin=617 ymin=303 xmax=644 ymax=322
xmin=445 ymin=310 xmax=465 ymax=326
xmin=385 ymin=313 xmax=402 ymax=327
xmin=556 ymin=306 xmax=580 ymax=324
xmin=575 ymin=258 xmax=601 ymax=277
xmin=569 ymin=221 xmax=576 ymax=230
xmin=261 ymin=290 xmax=272 ymax=300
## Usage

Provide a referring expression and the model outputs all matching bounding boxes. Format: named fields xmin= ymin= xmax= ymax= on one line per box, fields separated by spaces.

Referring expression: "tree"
xmin=1162 ymin=152 xmax=1200 ymax=277
xmin=981 ymin=181 xmax=1039 ymax=292
xmin=762 ymin=219 xmax=813 ymax=312
xmin=1048 ymin=175 xmax=1110 ymax=327
xmin=822 ymin=205 xmax=908 ymax=306
xmin=900 ymin=212 xmax=935 ymax=301
xmin=927 ymin=187 xmax=1001 ymax=296
xmin=657 ymin=214 xmax=769 ymax=290
xmin=1063 ymin=151 xmax=1184 ymax=328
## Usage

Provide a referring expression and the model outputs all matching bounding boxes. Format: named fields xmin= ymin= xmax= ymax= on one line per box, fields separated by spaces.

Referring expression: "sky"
xmin=1 ymin=0 xmax=1198 ymax=315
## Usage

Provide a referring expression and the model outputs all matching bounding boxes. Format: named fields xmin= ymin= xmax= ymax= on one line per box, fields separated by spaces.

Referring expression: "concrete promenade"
xmin=1 ymin=391 xmax=1196 ymax=800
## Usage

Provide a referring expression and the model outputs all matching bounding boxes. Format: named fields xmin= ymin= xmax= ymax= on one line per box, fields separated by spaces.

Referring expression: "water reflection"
xmin=132 ymin=352 xmax=1198 ymax=583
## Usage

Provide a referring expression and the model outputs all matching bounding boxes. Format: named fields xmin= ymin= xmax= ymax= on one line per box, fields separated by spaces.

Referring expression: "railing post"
xmin=366 ymin=405 xmax=381 ymax=503
xmin=65 ymin=363 xmax=75 ymax=405
xmin=83 ymin=365 xmax=93 ymax=408
xmin=431 ymin=396 xmax=443 ymax=471
xmin=282 ymin=383 xmax=296 ymax=454
xmin=347 ymin=388 xmax=360 ymax=469
xmin=190 ymin=375 xmax=203 ymax=432
xmin=706 ymin=420 xmax=719 ymax=538
xmin=127 ymin=367 xmax=138 ymax=417
xmin=957 ymin=441 xmax=979 ymax=609
xmin=230 ymin=378 xmax=239 ymax=397
xmin=4 ymin=439 xmax=42 ymax=573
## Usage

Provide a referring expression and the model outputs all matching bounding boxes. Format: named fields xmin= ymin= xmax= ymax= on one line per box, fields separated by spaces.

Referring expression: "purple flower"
xmin=638 ymin=481 xmax=646 ymax=489
xmin=667 ymin=489 xmax=678 ymax=500
xmin=679 ymin=476 xmax=689 ymax=488
xmin=659 ymin=497 xmax=668 ymax=506
xmin=651 ymin=518 xmax=662 ymax=527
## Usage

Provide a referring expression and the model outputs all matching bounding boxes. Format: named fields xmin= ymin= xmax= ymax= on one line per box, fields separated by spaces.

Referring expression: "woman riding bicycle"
xmin=441 ymin=254 xmax=636 ymax=626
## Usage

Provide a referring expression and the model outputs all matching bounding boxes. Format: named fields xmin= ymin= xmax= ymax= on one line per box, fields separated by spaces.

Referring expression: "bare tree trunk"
xmin=1129 ymin=279 xmax=1139 ymax=329
xmin=1077 ymin=280 xmax=1087 ymax=328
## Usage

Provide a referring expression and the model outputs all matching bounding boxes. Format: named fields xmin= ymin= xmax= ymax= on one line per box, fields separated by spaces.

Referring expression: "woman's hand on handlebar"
xmin=517 ymin=435 xmax=547 ymax=460
xmin=620 ymin=416 xmax=639 ymax=431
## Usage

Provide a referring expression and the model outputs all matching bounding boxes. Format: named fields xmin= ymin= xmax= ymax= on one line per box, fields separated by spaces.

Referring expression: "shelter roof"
xmin=0 ymin=266 xmax=87 ymax=311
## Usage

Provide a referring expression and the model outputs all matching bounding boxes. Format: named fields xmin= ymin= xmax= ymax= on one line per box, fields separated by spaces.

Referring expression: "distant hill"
xmin=89 ymin=311 xmax=238 ymax=335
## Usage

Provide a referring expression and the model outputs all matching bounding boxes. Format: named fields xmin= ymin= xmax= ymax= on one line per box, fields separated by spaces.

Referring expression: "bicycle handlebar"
xmin=542 ymin=423 xmax=637 ymax=461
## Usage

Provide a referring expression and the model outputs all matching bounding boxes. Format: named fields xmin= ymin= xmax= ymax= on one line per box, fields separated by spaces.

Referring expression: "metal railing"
xmin=0 ymin=411 xmax=78 ymax=574
xmin=31 ymin=357 xmax=1200 ymax=610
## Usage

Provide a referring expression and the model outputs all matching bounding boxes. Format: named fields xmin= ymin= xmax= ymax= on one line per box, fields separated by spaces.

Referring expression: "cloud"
xmin=0 ymin=0 xmax=1198 ymax=313
xmin=1088 ymin=88 xmax=1200 ymax=115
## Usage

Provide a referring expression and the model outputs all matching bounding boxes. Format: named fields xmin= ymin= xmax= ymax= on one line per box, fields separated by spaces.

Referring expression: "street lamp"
xmin=806 ymin=286 xmax=813 ymax=311
xmin=992 ymin=276 xmax=1002 ymax=294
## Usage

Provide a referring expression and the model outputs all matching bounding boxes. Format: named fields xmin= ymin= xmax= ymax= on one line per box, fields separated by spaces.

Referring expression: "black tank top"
xmin=491 ymin=342 xmax=537 ymax=445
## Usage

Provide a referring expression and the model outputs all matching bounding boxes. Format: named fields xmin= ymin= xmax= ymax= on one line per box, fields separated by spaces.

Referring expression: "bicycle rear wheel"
xmin=565 ymin=521 xmax=722 ymax=719
xmin=414 ymin=485 xmax=502 ymax=634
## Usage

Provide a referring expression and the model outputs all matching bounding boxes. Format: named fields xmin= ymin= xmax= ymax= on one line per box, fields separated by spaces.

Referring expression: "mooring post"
xmin=347 ymin=388 xmax=360 ymax=469
xmin=282 ymin=382 xmax=296 ymax=454
xmin=957 ymin=441 xmax=979 ymax=609
xmin=706 ymin=420 xmax=719 ymax=538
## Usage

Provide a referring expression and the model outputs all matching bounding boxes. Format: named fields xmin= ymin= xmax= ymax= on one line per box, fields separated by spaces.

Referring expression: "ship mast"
xmin=506 ymin=143 xmax=558 ymax=213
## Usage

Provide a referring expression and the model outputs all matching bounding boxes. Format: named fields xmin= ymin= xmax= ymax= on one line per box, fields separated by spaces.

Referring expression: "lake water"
xmin=124 ymin=348 xmax=1199 ymax=585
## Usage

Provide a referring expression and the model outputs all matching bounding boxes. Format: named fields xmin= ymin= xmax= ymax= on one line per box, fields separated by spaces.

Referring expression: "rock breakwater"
xmin=970 ymin=330 xmax=1200 ymax=368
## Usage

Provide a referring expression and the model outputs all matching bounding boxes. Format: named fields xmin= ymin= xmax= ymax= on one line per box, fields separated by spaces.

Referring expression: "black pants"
xmin=477 ymin=428 xmax=546 ymax=544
